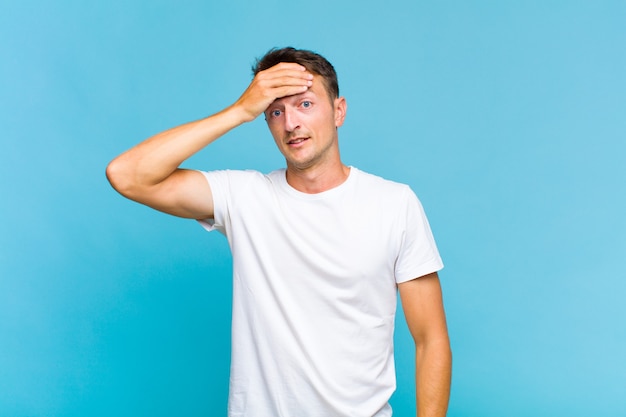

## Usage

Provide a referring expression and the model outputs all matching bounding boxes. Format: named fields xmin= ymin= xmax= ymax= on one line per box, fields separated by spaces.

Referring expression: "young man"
xmin=107 ymin=47 xmax=451 ymax=417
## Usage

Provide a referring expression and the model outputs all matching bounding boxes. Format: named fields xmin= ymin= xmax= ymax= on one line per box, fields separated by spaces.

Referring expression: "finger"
xmin=251 ymin=73 xmax=313 ymax=99
xmin=262 ymin=75 xmax=313 ymax=90
xmin=264 ymin=62 xmax=307 ymax=73
xmin=257 ymin=62 xmax=312 ymax=79
xmin=257 ymin=68 xmax=314 ymax=85
xmin=269 ymin=84 xmax=310 ymax=100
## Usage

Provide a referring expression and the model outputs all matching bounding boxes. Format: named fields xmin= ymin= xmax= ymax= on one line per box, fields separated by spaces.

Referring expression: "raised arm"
xmin=105 ymin=63 xmax=314 ymax=218
xmin=398 ymin=272 xmax=452 ymax=417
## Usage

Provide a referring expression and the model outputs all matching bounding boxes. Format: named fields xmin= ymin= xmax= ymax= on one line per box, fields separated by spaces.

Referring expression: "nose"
xmin=284 ymin=108 xmax=300 ymax=132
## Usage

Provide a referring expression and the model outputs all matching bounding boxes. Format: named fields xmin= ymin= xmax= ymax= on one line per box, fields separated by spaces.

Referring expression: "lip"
xmin=286 ymin=137 xmax=309 ymax=146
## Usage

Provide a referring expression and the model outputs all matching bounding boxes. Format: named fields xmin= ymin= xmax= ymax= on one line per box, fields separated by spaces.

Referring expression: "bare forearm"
xmin=415 ymin=339 xmax=452 ymax=417
xmin=107 ymin=104 xmax=247 ymax=193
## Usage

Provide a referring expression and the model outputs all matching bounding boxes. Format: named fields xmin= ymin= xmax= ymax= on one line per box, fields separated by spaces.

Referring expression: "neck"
xmin=285 ymin=161 xmax=350 ymax=194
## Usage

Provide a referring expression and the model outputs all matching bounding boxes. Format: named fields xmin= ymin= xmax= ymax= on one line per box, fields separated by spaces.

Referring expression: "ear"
xmin=334 ymin=97 xmax=347 ymax=128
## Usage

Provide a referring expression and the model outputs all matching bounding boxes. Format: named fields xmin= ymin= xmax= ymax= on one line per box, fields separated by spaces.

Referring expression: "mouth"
xmin=287 ymin=137 xmax=309 ymax=145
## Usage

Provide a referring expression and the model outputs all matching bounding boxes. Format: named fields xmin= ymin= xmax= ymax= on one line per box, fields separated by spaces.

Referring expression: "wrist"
xmin=227 ymin=99 xmax=261 ymax=125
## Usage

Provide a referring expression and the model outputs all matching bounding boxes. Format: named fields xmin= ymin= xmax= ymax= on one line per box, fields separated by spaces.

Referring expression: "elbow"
xmin=106 ymin=156 xmax=135 ymax=197
xmin=415 ymin=333 xmax=452 ymax=360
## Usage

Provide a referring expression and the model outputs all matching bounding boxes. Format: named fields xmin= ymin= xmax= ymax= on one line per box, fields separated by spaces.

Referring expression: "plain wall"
xmin=1 ymin=1 xmax=625 ymax=416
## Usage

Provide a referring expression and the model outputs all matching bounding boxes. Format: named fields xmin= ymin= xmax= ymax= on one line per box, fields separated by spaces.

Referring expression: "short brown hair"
xmin=253 ymin=47 xmax=339 ymax=99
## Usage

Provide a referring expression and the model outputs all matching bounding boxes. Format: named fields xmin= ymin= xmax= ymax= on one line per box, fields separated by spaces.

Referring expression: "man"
xmin=107 ymin=47 xmax=451 ymax=417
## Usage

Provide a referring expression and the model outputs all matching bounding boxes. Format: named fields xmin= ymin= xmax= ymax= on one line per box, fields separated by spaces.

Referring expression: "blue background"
xmin=1 ymin=1 xmax=625 ymax=416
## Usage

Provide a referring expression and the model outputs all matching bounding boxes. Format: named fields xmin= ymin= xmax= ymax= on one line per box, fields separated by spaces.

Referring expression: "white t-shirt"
xmin=199 ymin=167 xmax=443 ymax=417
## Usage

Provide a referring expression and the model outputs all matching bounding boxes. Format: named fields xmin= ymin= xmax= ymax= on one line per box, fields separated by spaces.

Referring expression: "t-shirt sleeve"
xmin=195 ymin=170 xmax=231 ymax=234
xmin=394 ymin=187 xmax=444 ymax=283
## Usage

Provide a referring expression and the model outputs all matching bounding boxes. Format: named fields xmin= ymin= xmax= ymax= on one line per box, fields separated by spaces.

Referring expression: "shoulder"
xmin=350 ymin=168 xmax=429 ymax=220
xmin=199 ymin=169 xmax=277 ymax=188
xmin=352 ymin=167 xmax=414 ymax=198
xmin=198 ymin=169 xmax=281 ymax=204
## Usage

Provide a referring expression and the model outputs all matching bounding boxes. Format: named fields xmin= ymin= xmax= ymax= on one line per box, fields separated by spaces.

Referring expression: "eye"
xmin=270 ymin=109 xmax=282 ymax=117
xmin=301 ymin=101 xmax=312 ymax=108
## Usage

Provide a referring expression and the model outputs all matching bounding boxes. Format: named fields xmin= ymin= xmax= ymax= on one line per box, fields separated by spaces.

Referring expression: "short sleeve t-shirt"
xmin=198 ymin=167 xmax=443 ymax=417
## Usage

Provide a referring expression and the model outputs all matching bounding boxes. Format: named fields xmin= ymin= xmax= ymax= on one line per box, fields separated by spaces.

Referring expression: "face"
xmin=265 ymin=75 xmax=346 ymax=171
